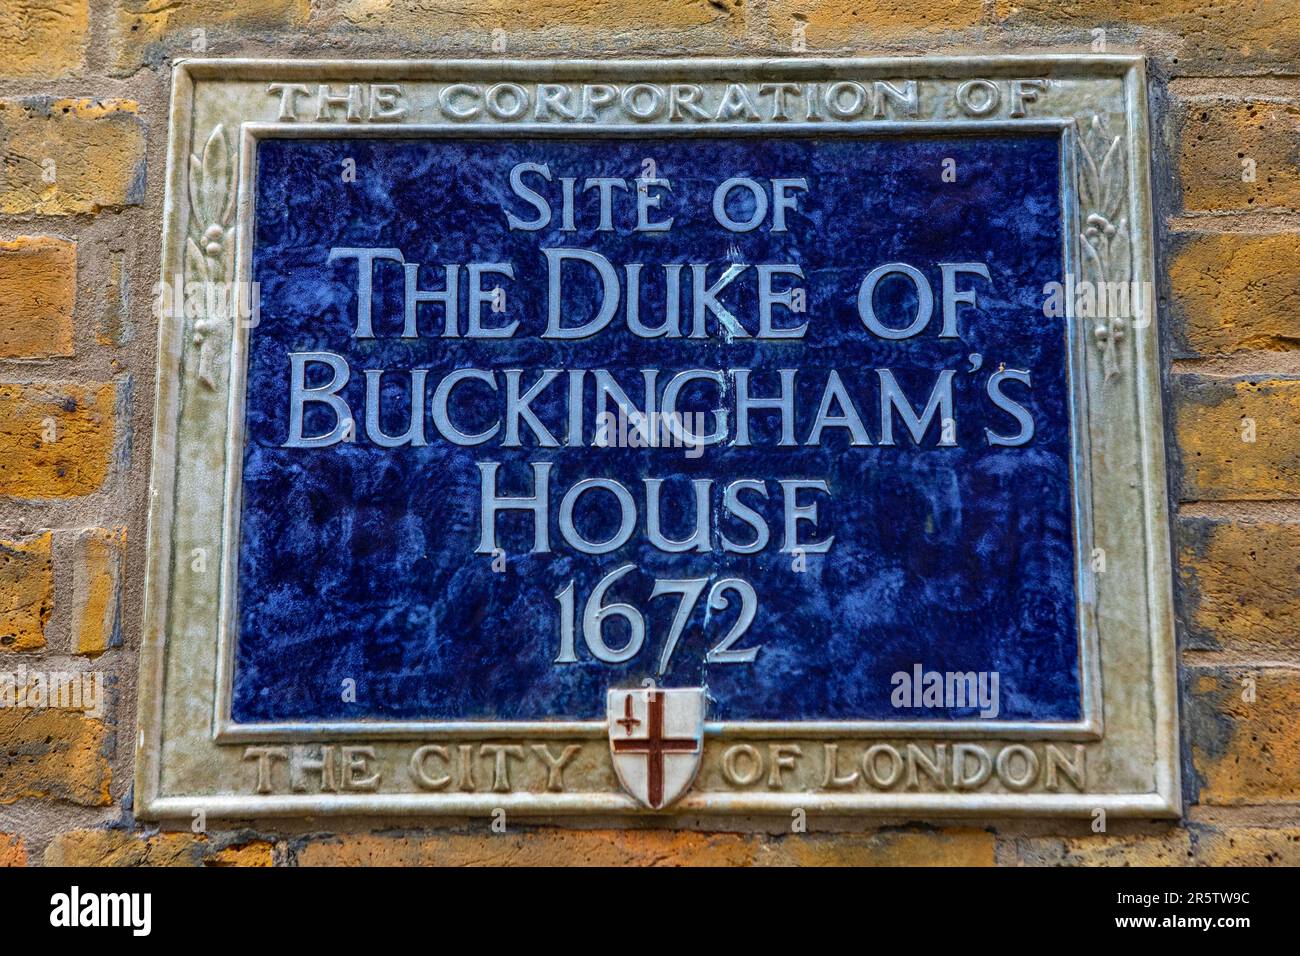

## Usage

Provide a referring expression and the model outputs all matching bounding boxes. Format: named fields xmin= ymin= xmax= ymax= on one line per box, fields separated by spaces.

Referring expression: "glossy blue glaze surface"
xmin=233 ymin=133 xmax=1079 ymax=723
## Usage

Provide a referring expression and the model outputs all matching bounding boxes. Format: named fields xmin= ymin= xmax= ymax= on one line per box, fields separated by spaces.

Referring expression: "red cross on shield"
xmin=607 ymin=687 xmax=705 ymax=810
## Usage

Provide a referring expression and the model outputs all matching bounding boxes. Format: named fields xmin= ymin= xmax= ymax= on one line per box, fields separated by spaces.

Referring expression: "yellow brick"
xmin=0 ymin=708 xmax=110 ymax=806
xmin=0 ymin=98 xmax=145 ymax=216
xmin=1193 ymin=826 xmax=1300 ymax=865
xmin=0 ymin=0 xmax=88 ymax=79
xmin=0 ymin=237 xmax=76 ymax=360
xmin=44 ymin=830 xmax=274 ymax=867
xmin=210 ymin=842 xmax=276 ymax=866
xmin=1188 ymin=667 xmax=1300 ymax=806
xmin=1169 ymin=233 xmax=1300 ymax=357
xmin=68 ymin=527 xmax=125 ymax=656
xmin=1019 ymin=827 xmax=1300 ymax=867
xmin=1177 ymin=518 xmax=1300 ymax=654
xmin=298 ymin=829 xmax=760 ymax=866
xmin=774 ymin=0 xmax=979 ymax=42
xmin=111 ymin=0 xmax=311 ymax=73
xmin=1174 ymin=376 xmax=1300 ymax=501
xmin=1017 ymin=829 xmax=1195 ymax=866
xmin=333 ymin=0 xmax=733 ymax=35
xmin=759 ymin=828 xmax=995 ymax=866
xmin=297 ymin=827 xmax=994 ymax=866
xmin=1179 ymin=100 xmax=1300 ymax=213
xmin=995 ymin=0 xmax=1300 ymax=74
xmin=0 ymin=532 xmax=52 ymax=651
xmin=0 ymin=381 xmax=116 ymax=499
xmin=0 ymin=832 xmax=25 ymax=867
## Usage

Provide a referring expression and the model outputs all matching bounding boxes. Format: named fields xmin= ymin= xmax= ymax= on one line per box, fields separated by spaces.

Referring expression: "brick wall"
xmin=0 ymin=0 xmax=1295 ymax=867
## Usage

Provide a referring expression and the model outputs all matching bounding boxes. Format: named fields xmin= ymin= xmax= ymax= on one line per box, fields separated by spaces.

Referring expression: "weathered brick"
xmin=0 ymin=0 xmax=89 ymax=79
xmin=67 ymin=527 xmax=125 ymax=656
xmin=742 ymin=0 xmax=968 ymax=45
xmin=111 ymin=0 xmax=310 ymax=73
xmin=1177 ymin=518 xmax=1300 ymax=653
xmin=331 ymin=0 xmax=733 ymax=35
xmin=1187 ymin=667 xmax=1300 ymax=806
xmin=0 ymin=237 xmax=75 ymax=360
xmin=0 ymin=98 xmax=146 ymax=216
xmin=758 ymin=828 xmax=994 ymax=866
xmin=298 ymin=829 xmax=760 ymax=866
xmin=296 ymin=827 xmax=993 ymax=866
xmin=1169 ymin=232 xmax=1300 ymax=357
xmin=0 ymin=532 xmax=52 ymax=652
xmin=0 ymin=708 xmax=110 ymax=806
xmin=994 ymin=0 xmax=1300 ymax=74
xmin=1178 ymin=99 xmax=1300 ymax=214
xmin=44 ymin=830 xmax=274 ymax=867
xmin=0 ymin=381 xmax=116 ymax=499
xmin=1014 ymin=825 xmax=1300 ymax=866
xmin=1016 ymin=828 xmax=1196 ymax=866
xmin=0 ymin=832 xmax=25 ymax=867
xmin=1174 ymin=376 xmax=1300 ymax=501
xmin=1193 ymin=825 xmax=1300 ymax=865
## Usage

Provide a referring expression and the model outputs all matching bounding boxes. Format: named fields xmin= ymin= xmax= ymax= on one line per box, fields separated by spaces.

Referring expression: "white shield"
xmin=607 ymin=687 xmax=705 ymax=810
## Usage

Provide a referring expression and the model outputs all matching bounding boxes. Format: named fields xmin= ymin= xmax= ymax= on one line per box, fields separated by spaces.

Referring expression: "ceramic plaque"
xmin=136 ymin=57 xmax=1178 ymax=819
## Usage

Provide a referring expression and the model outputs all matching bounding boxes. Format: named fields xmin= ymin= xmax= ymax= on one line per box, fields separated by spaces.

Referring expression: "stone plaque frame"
xmin=137 ymin=56 xmax=1179 ymax=820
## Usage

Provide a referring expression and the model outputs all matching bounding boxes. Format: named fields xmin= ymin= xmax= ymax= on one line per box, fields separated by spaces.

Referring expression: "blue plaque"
xmin=140 ymin=59 xmax=1182 ymax=820
xmin=234 ymin=131 xmax=1080 ymax=725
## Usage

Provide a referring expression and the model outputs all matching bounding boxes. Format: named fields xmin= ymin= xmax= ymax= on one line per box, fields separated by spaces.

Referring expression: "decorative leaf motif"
xmin=185 ymin=236 xmax=205 ymax=278
xmin=1098 ymin=135 xmax=1124 ymax=221
xmin=187 ymin=155 xmax=205 ymax=234
xmin=1076 ymin=115 xmax=1131 ymax=382
xmin=184 ymin=125 xmax=236 ymax=390
xmin=189 ymin=126 xmax=232 ymax=229
xmin=184 ymin=237 xmax=207 ymax=312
